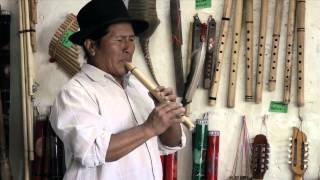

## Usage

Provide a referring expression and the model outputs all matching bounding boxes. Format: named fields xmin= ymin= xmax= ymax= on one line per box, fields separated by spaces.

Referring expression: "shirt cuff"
xmin=158 ymin=125 xmax=186 ymax=155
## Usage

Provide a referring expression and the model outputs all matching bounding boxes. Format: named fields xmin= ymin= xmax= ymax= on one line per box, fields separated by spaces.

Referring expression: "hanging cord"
xmin=298 ymin=107 xmax=303 ymax=130
xmin=259 ymin=114 xmax=269 ymax=137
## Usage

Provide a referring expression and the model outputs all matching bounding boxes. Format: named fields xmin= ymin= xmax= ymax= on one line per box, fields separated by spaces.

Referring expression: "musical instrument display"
xmin=288 ymin=127 xmax=308 ymax=180
xmin=245 ymin=0 xmax=254 ymax=102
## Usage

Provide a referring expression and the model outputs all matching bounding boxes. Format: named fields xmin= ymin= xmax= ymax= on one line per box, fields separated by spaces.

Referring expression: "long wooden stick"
xmin=245 ymin=0 xmax=254 ymax=102
xmin=296 ymin=0 xmax=305 ymax=107
xmin=125 ymin=63 xmax=195 ymax=130
xmin=268 ymin=0 xmax=284 ymax=91
xmin=18 ymin=0 xmax=31 ymax=178
xmin=255 ymin=0 xmax=269 ymax=104
xmin=208 ymin=0 xmax=233 ymax=106
xmin=283 ymin=0 xmax=296 ymax=104
xmin=227 ymin=0 xmax=243 ymax=108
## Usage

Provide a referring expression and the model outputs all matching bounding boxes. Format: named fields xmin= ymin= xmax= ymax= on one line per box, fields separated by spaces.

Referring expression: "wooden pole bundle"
xmin=227 ymin=0 xmax=243 ymax=108
xmin=19 ymin=0 xmax=36 ymax=178
xmin=296 ymin=0 xmax=305 ymax=107
xmin=244 ymin=0 xmax=254 ymax=102
xmin=208 ymin=0 xmax=233 ymax=106
xmin=268 ymin=0 xmax=284 ymax=92
xmin=255 ymin=0 xmax=269 ymax=104
xmin=283 ymin=0 xmax=296 ymax=104
xmin=49 ymin=14 xmax=80 ymax=76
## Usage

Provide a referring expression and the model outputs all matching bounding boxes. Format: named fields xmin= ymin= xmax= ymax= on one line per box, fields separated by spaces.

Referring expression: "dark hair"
xmin=82 ymin=28 xmax=109 ymax=65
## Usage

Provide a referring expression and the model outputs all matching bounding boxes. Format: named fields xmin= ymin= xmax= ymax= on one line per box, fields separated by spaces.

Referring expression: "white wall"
xmin=1 ymin=0 xmax=320 ymax=179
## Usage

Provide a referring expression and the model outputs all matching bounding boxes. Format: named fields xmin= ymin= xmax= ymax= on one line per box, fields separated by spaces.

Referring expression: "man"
xmin=49 ymin=0 xmax=186 ymax=179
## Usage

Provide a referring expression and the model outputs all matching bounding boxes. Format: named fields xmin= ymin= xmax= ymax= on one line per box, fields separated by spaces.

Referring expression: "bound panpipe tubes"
xmin=170 ymin=0 xmax=184 ymax=97
xmin=227 ymin=0 xmax=243 ymax=108
xmin=128 ymin=0 xmax=161 ymax=85
xmin=208 ymin=0 xmax=233 ymax=106
xmin=244 ymin=0 xmax=254 ymax=102
xmin=125 ymin=63 xmax=195 ymax=130
xmin=283 ymin=0 xmax=296 ymax=104
xmin=296 ymin=0 xmax=305 ymax=107
xmin=29 ymin=0 xmax=37 ymax=52
xmin=255 ymin=0 xmax=269 ymax=104
xmin=268 ymin=0 xmax=284 ymax=91
xmin=203 ymin=16 xmax=216 ymax=89
xmin=48 ymin=14 xmax=80 ymax=76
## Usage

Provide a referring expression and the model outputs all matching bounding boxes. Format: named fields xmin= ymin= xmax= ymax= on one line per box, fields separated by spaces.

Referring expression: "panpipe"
xmin=206 ymin=131 xmax=220 ymax=180
xmin=170 ymin=0 xmax=184 ymax=97
xmin=203 ymin=16 xmax=216 ymax=89
xmin=192 ymin=118 xmax=208 ymax=180
xmin=296 ymin=0 xmax=305 ymax=107
xmin=283 ymin=0 xmax=296 ymax=104
xmin=268 ymin=0 xmax=284 ymax=91
xmin=255 ymin=0 xmax=269 ymax=104
xmin=244 ymin=0 xmax=254 ymax=102
xmin=227 ymin=0 xmax=243 ymax=108
xmin=208 ymin=0 xmax=233 ymax=106
xmin=49 ymin=14 xmax=80 ymax=76
xmin=125 ymin=63 xmax=195 ymax=130
xmin=128 ymin=0 xmax=161 ymax=85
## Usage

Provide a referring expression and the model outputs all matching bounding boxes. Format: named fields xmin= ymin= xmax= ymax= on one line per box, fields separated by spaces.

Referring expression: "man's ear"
xmin=84 ymin=39 xmax=96 ymax=56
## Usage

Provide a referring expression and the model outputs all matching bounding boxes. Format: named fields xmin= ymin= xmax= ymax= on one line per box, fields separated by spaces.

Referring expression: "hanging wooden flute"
xmin=255 ymin=0 xmax=269 ymax=104
xmin=208 ymin=0 xmax=233 ymax=106
xmin=227 ymin=0 xmax=243 ymax=108
xmin=203 ymin=16 xmax=216 ymax=89
xmin=128 ymin=0 xmax=161 ymax=85
xmin=245 ymin=0 xmax=254 ymax=102
xmin=189 ymin=14 xmax=202 ymax=76
xmin=296 ymin=0 xmax=305 ymax=107
xmin=283 ymin=0 xmax=296 ymax=104
xmin=268 ymin=0 xmax=284 ymax=92
xmin=125 ymin=63 xmax=195 ymax=130
xmin=170 ymin=0 xmax=184 ymax=97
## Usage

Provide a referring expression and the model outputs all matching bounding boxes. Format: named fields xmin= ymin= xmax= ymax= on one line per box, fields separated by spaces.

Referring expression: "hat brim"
xmin=69 ymin=18 xmax=149 ymax=45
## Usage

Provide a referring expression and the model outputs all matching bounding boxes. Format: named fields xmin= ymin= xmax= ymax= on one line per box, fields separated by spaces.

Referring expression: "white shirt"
xmin=50 ymin=64 xmax=186 ymax=180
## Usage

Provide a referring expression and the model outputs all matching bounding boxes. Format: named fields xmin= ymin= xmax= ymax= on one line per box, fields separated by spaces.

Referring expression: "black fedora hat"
xmin=69 ymin=0 xmax=149 ymax=45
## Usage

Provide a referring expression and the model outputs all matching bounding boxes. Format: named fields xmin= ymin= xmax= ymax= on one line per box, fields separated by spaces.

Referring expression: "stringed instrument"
xmin=289 ymin=127 xmax=308 ymax=180
xmin=251 ymin=134 xmax=269 ymax=180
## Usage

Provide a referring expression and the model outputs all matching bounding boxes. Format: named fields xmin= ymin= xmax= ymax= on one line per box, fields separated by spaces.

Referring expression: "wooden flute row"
xmin=207 ymin=0 xmax=305 ymax=108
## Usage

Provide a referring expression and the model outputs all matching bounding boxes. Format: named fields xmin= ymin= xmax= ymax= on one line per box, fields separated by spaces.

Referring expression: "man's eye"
xmin=129 ymin=37 xmax=135 ymax=41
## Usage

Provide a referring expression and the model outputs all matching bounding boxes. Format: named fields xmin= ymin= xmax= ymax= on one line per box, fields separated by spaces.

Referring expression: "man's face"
xmin=93 ymin=22 xmax=135 ymax=79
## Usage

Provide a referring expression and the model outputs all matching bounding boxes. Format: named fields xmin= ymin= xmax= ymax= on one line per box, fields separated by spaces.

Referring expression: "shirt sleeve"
xmin=157 ymin=124 xmax=186 ymax=155
xmin=49 ymin=80 xmax=110 ymax=167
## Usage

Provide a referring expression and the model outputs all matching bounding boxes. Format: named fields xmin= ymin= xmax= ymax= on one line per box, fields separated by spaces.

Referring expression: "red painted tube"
xmin=164 ymin=153 xmax=177 ymax=180
xmin=206 ymin=131 xmax=220 ymax=180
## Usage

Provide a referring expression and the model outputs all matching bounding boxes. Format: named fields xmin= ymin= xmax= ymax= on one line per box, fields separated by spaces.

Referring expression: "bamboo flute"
xmin=208 ymin=0 xmax=233 ymax=106
xmin=227 ymin=0 xmax=243 ymax=108
xmin=296 ymin=0 xmax=305 ymax=107
xmin=268 ymin=0 xmax=284 ymax=91
xmin=255 ymin=0 xmax=269 ymax=104
xmin=245 ymin=0 xmax=254 ymax=102
xmin=283 ymin=0 xmax=296 ymax=104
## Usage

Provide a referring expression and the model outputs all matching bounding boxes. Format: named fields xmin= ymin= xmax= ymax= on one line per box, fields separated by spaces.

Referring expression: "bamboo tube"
xmin=296 ymin=0 xmax=305 ymax=107
xmin=268 ymin=0 xmax=284 ymax=91
xmin=255 ymin=0 xmax=269 ymax=104
xmin=208 ymin=0 xmax=233 ymax=106
xmin=227 ymin=0 xmax=243 ymax=108
xmin=126 ymin=63 xmax=195 ymax=130
xmin=283 ymin=0 xmax=296 ymax=104
xmin=18 ymin=0 xmax=30 ymax=178
xmin=245 ymin=0 xmax=254 ymax=102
